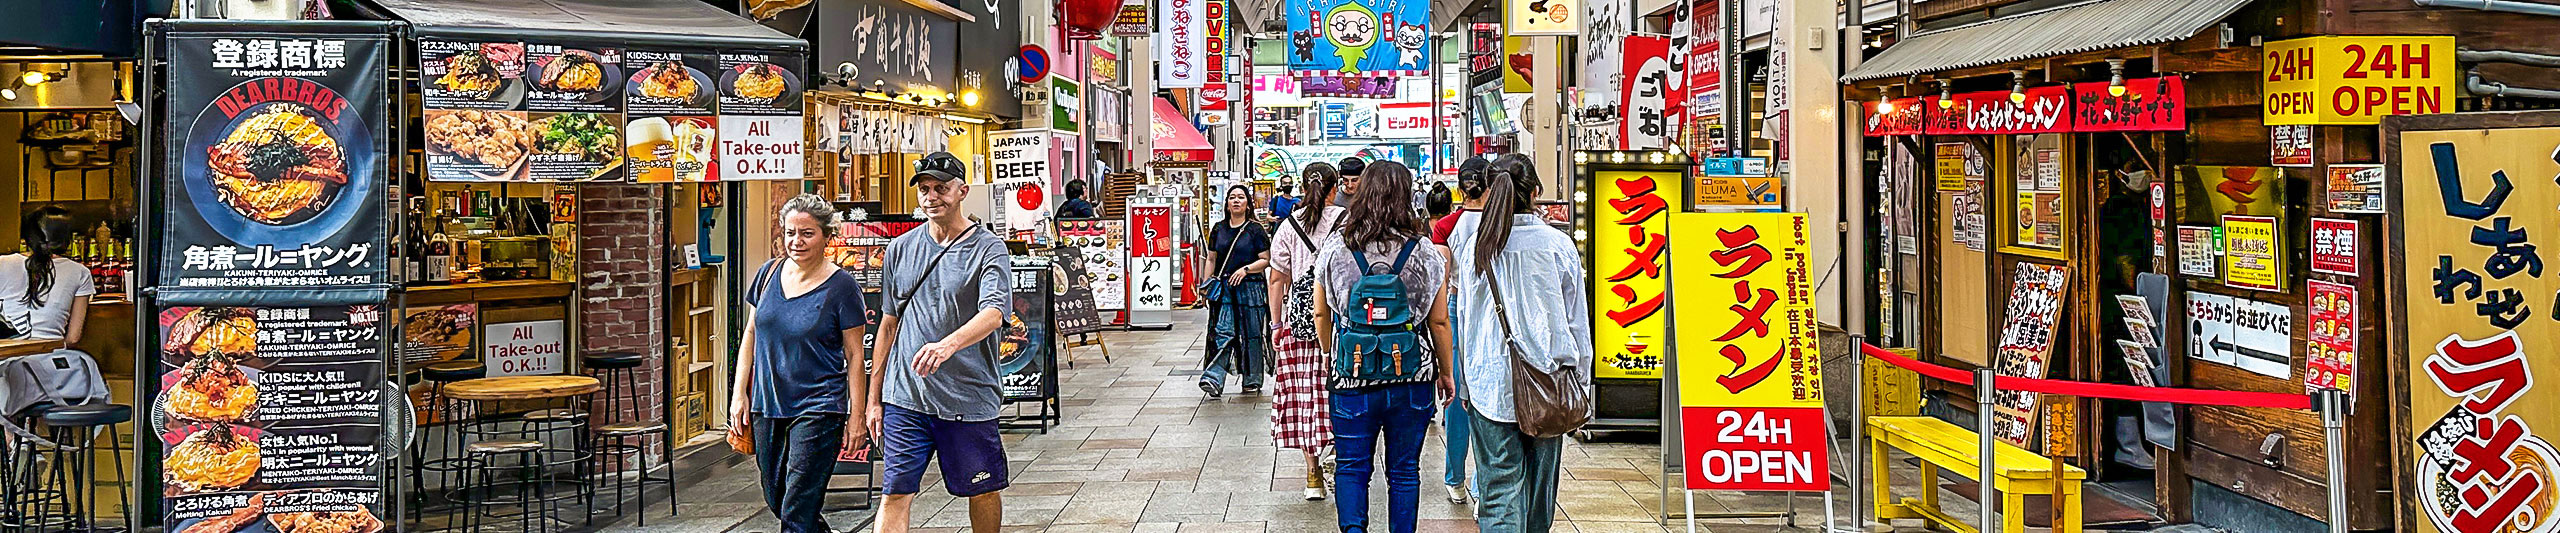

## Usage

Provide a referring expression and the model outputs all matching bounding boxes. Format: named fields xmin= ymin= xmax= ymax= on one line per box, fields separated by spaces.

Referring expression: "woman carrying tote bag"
xmin=1446 ymin=154 xmax=1592 ymax=532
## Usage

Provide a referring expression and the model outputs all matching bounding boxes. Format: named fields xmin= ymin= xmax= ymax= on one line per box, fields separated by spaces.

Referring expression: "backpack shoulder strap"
xmin=1387 ymin=238 xmax=1420 ymax=273
xmin=1350 ymin=245 xmax=1373 ymax=276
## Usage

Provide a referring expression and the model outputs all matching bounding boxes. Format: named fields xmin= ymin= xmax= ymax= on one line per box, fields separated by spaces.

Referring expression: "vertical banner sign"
xmin=1619 ymin=35 xmax=1676 ymax=149
xmin=158 ymin=305 xmax=388 ymax=531
xmin=2304 ymin=280 xmax=2356 ymax=395
xmin=163 ymin=32 xmax=389 ymax=289
xmin=1671 ymin=212 xmax=1828 ymax=491
xmin=1157 ymin=0 xmax=1205 ymax=88
xmin=2401 ymin=125 xmax=2560 ymax=533
xmin=1128 ymin=203 xmax=1175 ymax=312
xmin=1205 ymin=0 xmax=1226 ymax=81
xmin=419 ymin=39 xmax=528 ymax=182
xmin=2221 ymin=214 xmax=2283 ymax=291
xmin=1989 ymin=263 xmax=2068 ymax=446
xmin=1591 ymin=169 xmax=1674 ymax=379
xmin=2309 ymin=217 xmax=2360 ymax=276
xmin=625 ymin=50 xmax=721 ymax=182
xmin=1579 ymin=0 xmax=1627 ymax=111
xmin=717 ymin=51 xmax=807 ymax=180
xmin=1282 ymin=0 xmax=1434 ymax=77
xmin=1002 ymin=266 xmax=1058 ymax=401
xmin=989 ymin=130 xmax=1054 ymax=240
xmin=519 ymin=43 xmax=626 ymax=182
xmin=1506 ymin=0 xmax=1579 ymax=35
xmin=2263 ymin=36 xmax=2455 ymax=125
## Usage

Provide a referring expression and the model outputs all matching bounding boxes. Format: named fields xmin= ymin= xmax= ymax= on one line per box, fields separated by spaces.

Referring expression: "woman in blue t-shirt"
xmin=729 ymin=194 xmax=872 ymax=533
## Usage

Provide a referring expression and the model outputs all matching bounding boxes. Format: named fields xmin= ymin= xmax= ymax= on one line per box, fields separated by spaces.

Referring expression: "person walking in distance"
xmin=1202 ymin=185 xmax=1272 ymax=397
xmin=1269 ymin=163 xmax=1347 ymax=501
xmin=730 ymin=195 xmax=871 ymax=533
xmin=870 ymin=152 xmax=1016 ymax=533
xmin=1427 ymin=156 xmax=1492 ymax=504
xmin=1448 ymin=154 xmax=1591 ymax=532
xmin=1313 ymin=161 xmax=1453 ymax=533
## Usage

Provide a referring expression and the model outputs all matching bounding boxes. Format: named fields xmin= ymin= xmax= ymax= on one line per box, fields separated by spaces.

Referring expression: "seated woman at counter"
xmin=1 ymin=206 xmax=92 ymax=347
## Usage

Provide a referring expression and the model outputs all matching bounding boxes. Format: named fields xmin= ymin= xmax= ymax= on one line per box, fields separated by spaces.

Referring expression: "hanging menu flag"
xmin=157 ymin=304 xmax=390 ymax=533
xmin=1619 ymin=35 xmax=1677 ymax=149
xmin=420 ymin=39 xmax=530 ymax=181
xmin=625 ymin=50 xmax=720 ymax=182
xmin=717 ymin=51 xmax=806 ymax=180
xmin=161 ymin=30 xmax=390 ymax=289
xmin=520 ymin=43 xmax=626 ymax=182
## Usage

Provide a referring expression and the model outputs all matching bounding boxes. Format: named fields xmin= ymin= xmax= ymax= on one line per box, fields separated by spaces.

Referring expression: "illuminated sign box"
xmin=2263 ymin=36 xmax=2456 ymax=125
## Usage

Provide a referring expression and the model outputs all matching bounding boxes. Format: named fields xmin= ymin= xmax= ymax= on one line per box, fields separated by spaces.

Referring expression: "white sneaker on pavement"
xmin=1305 ymin=486 xmax=1328 ymax=501
xmin=1446 ymin=483 xmax=1471 ymax=504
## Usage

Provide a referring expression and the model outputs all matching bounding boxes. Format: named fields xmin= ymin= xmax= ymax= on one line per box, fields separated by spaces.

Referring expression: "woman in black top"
xmin=1202 ymin=184 xmax=1272 ymax=397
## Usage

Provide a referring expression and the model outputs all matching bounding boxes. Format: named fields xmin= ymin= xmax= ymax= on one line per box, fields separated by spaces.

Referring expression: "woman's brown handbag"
xmin=1487 ymin=272 xmax=1592 ymax=438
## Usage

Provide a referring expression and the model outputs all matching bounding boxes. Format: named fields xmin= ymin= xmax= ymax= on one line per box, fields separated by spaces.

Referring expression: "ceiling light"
xmin=1 ymin=88 xmax=15 ymax=101
xmin=2106 ymin=59 xmax=2128 ymax=97
xmin=960 ymin=91 xmax=981 ymax=107
xmin=2009 ymin=70 xmax=2028 ymax=105
xmin=19 ymin=71 xmax=44 ymax=86
xmin=1939 ymin=83 xmax=1954 ymax=109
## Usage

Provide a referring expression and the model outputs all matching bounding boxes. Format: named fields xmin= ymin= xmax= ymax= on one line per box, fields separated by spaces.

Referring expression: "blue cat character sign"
xmin=1285 ymin=0 xmax=1431 ymax=77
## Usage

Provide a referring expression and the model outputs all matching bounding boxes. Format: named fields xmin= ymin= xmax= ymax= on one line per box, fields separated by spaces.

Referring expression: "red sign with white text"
xmin=1862 ymin=97 xmax=1926 ymax=136
xmin=2310 ymin=217 xmax=2360 ymax=276
xmin=1925 ymin=86 xmax=2072 ymax=135
xmin=1680 ymin=406 xmax=1831 ymax=491
xmin=2072 ymin=76 xmax=2186 ymax=132
xmin=1199 ymin=82 xmax=1230 ymax=111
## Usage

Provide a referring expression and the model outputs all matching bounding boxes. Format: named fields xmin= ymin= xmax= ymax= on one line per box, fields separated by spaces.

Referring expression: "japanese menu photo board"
xmin=160 ymin=30 xmax=390 ymax=290
xmin=419 ymin=38 xmax=803 ymax=183
xmin=159 ymin=305 xmax=391 ymax=533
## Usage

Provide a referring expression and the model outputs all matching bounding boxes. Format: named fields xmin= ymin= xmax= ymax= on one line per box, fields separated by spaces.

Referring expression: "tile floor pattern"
xmin=596 ymin=310 xmax=2185 ymax=533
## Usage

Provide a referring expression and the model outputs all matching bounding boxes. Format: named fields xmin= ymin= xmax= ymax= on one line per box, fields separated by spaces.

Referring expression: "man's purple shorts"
xmin=880 ymin=404 xmax=1011 ymax=497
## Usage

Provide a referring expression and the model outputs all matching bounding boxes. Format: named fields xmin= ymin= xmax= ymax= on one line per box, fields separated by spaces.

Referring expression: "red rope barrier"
xmin=1859 ymin=343 xmax=2314 ymax=410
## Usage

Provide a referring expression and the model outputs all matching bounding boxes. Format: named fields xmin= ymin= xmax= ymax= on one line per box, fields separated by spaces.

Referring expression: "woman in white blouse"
xmin=1445 ymin=154 xmax=1590 ymax=532
xmin=0 ymin=207 xmax=93 ymax=347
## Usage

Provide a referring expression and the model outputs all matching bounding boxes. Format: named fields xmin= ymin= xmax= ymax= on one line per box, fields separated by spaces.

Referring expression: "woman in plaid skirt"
xmin=1267 ymin=162 xmax=1347 ymax=501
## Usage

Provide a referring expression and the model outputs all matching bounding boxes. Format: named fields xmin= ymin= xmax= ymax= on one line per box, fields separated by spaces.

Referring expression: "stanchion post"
xmin=2323 ymin=389 xmax=2349 ymax=533
xmin=1848 ymin=335 xmax=1866 ymax=529
xmin=1976 ymin=368 xmax=1997 ymax=531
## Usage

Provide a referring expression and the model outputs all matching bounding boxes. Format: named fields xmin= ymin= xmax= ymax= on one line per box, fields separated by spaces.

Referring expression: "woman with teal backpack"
xmin=1312 ymin=161 xmax=1453 ymax=533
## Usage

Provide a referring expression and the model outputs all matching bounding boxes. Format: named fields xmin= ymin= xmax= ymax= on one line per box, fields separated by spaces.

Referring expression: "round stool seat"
xmin=597 ymin=421 xmax=668 ymax=437
xmin=465 ymin=440 xmax=544 ymax=454
xmin=38 ymin=403 xmax=130 ymax=427
xmin=423 ymin=361 xmax=487 ymax=382
xmin=521 ymin=408 xmax=586 ymax=421
xmin=583 ymin=352 xmax=645 ymax=370
xmin=17 ymin=402 xmax=57 ymax=419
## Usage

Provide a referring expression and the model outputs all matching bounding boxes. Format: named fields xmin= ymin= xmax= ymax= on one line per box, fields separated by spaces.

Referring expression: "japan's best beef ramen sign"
xmin=2398 ymin=123 xmax=2560 ymax=533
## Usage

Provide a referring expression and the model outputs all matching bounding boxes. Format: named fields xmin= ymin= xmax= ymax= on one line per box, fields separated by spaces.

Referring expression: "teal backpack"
xmin=1333 ymin=239 xmax=1428 ymax=382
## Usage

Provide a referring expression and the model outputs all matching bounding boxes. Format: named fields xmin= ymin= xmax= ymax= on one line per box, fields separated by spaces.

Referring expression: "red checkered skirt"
xmin=1269 ymin=326 xmax=1332 ymax=451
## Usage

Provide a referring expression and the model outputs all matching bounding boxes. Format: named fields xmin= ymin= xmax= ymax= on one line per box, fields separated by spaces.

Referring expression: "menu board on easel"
xmin=1988 ymin=263 xmax=2069 ymax=447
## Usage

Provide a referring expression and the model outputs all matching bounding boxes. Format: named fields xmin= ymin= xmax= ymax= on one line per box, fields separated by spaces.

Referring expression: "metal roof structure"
xmin=1840 ymin=0 xmax=2254 ymax=82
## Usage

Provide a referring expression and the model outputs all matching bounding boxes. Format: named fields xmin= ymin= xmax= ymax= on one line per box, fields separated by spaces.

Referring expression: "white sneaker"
xmin=1305 ymin=486 xmax=1328 ymax=501
xmin=1446 ymin=483 xmax=1471 ymax=504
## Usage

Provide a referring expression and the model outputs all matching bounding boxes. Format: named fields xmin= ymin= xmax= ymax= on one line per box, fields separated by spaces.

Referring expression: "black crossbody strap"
xmin=747 ymin=259 xmax=782 ymax=305
xmin=889 ymin=226 xmax=975 ymax=317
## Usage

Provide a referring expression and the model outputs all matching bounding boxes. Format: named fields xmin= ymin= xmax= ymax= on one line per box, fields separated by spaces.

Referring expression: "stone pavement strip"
xmin=601 ymin=310 xmax=2167 ymax=533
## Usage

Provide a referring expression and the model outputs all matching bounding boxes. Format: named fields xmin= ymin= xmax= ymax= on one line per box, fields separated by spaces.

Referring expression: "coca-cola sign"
xmin=1925 ymin=86 xmax=2071 ymax=135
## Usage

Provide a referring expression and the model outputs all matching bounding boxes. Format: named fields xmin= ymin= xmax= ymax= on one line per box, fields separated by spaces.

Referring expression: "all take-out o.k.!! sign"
xmin=1671 ymin=212 xmax=1828 ymax=492
xmin=2263 ymin=35 xmax=2456 ymax=125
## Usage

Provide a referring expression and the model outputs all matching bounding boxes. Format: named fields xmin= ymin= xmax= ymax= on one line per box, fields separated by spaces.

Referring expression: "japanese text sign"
xmin=2072 ymin=76 xmax=2185 ymax=132
xmin=2264 ymin=36 xmax=2456 ymax=125
xmin=2305 ymin=280 xmax=2355 ymax=395
xmin=1114 ymin=2 xmax=1151 ymax=36
xmin=1924 ymin=86 xmax=2071 ymax=135
xmin=1671 ymin=212 xmax=1825 ymax=492
xmin=1590 ymin=169 xmax=1676 ymax=380
xmin=1157 ymin=0 xmax=1205 ymax=88
xmin=1128 ymin=203 xmax=1175 ymax=312
xmin=2310 ymin=217 xmax=2359 ymax=276
xmin=1620 ymin=35 xmax=1680 ymax=149
xmin=1989 ymin=263 xmax=2069 ymax=446
xmin=2396 ymin=124 xmax=2560 ymax=533
xmin=1862 ymin=98 xmax=1925 ymax=137
xmin=161 ymin=32 xmax=389 ymax=289
xmin=2223 ymin=215 xmax=2283 ymax=291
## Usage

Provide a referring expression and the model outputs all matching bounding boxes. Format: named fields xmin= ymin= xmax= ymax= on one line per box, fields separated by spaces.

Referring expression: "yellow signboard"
xmin=1591 ymin=169 xmax=1676 ymax=379
xmin=1933 ymin=143 xmax=1968 ymax=192
xmin=1502 ymin=37 xmax=1532 ymax=93
xmin=2263 ymin=36 xmax=2457 ymax=125
xmin=2399 ymin=124 xmax=2560 ymax=533
xmin=2221 ymin=215 xmax=2281 ymax=291
xmin=1692 ymin=175 xmax=1782 ymax=209
xmin=1670 ymin=212 xmax=1820 ymax=408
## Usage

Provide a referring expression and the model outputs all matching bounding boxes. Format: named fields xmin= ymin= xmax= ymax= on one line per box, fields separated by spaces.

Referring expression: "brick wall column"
xmin=578 ymin=184 xmax=665 ymax=465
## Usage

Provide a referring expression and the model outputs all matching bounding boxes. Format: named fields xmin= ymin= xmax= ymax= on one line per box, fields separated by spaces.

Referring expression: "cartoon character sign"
xmin=1286 ymin=0 xmax=1432 ymax=77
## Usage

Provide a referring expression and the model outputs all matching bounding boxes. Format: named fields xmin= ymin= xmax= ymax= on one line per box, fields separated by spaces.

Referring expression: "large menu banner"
xmin=1128 ymin=203 xmax=1176 ymax=312
xmin=1671 ymin=212 xmax=1827 ymax=491
xmin=1590 ymin=169 xmax=1674 ymax=380
xmin=158 ymin=304 xmax=389 ymax=533
xmin=161 ymin=32 xmax=389 ymax=289
xmin=419 ymin=39 xmax=800 ymax=182
xmin=2400 ymin=123 xmax=2560 ymax=533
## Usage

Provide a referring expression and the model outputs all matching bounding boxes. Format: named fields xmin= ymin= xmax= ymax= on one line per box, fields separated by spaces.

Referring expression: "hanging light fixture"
xmin=1876 ymin=89 xmax=1895 ymax=115
xmin=2106 ymin=59 xmax=2129 ymax=97
xmin=2009 ymin=70 xmax=2029 ymax=105
xmin=1939 ymin=81 xmax=1954 ymax=109
xmin=19 ymin=71 xmax=44 ymax=86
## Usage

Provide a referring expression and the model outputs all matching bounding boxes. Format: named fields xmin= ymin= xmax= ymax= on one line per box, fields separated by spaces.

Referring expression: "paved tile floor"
xmin=598 ymin=310 xmax=2185 ymax=533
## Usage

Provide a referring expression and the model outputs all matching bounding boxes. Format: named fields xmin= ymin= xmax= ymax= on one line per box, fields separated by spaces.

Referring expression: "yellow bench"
xmin=1868 ymin=416 xmax=2087 ymax=533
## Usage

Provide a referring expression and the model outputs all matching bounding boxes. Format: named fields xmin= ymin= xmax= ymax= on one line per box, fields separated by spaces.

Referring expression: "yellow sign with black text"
xmin=2263 ymin=36 xmax=2456 ymax=125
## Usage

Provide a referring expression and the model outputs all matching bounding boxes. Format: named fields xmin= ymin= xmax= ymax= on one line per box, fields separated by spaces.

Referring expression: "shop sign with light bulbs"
xmin=2073 ymin=76 xmax=2185 ymax=132
xmin=1919 ymin=86 xmax=2071 ymax=135
xmin=1862 ymin=77 xmax=2185 ymax=136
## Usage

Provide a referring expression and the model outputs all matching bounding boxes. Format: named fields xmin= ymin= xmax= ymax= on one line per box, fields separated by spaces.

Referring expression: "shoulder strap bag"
xmin=1485 ymin=268 xmax=1592 ymax=438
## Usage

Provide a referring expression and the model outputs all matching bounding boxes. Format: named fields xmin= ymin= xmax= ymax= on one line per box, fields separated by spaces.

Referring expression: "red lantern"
xmin=1061 ymin=0 xmax=1119 ymax=40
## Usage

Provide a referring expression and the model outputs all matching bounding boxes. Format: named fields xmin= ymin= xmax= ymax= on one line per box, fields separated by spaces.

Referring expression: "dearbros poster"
xmin=158 ymin=304 xmax=388 ymax=532
xmin=160 ymin=31 xmax=389 ymax=290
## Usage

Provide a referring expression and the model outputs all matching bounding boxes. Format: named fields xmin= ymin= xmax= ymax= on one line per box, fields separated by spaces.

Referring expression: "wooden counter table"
xmin=403 ymin=279 xmax=576 ymax=307
xmin=0 ymin=338 xmax=59 ymax=361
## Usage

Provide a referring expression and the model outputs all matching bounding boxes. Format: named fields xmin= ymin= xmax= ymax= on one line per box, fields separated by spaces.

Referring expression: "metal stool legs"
xmin=584 ymin=352 xmax=675 ymax=524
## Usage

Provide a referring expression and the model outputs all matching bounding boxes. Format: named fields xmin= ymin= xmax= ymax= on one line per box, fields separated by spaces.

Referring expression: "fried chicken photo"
xmin=166 ymin=427 xmax=260 ymax=493
xmin=168 ymin=355 xmax=257 ymax=423
xmin=269 ymin=506 xmax=383 ymax=533
xmin=205 ymin=105 xmax=346 ymax=224
xmin=424 ymin=110 xmax=532 ymax=170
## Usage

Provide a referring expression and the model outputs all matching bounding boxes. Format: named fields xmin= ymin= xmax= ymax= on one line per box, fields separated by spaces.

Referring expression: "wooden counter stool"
xmin=583 ymin=351 xmax=675 ymax=524
xmin=411 ymin=361 xmax=486 ymax=521
xmin=25 ymin=404 xmax=131 ymax=533
xmin=444 ymin=376 xmax=600 ymax=533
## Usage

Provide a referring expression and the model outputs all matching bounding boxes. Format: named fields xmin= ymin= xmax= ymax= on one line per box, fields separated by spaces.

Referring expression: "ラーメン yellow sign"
xmin=1591 ymin=169 xmax=1676 ymax=379
xmin=2397 ymin=123 xmax=2560 ymax=533
xmin=2263 ymin=36 xmax=2457 ymax=125
xmin=1670 ymin=212 xmax=1821 ymax=409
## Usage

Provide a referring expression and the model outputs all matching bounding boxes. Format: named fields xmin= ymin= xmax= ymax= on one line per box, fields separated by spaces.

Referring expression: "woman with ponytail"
xmin=1446 ymin=154 xmax=1589 ymax=532
xmin=2 ymin=206 xmax=94 ymax=346
xmin=1267 ymin=162 xmax=1345 ymax=501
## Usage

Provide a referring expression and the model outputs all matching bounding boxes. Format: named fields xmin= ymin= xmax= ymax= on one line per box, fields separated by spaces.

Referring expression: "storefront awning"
xmin=372 ymin=0 xmax=804 ymax=51
xmin=1839 ymin=0 xmax=2253 ymax=83
xmin=1151 ymin=97 xmax=1214 ymax=163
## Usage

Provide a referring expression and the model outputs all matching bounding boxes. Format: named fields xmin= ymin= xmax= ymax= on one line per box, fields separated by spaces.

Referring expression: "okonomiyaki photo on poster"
xmin=162 ymin=32 xmax=389 ymax=289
